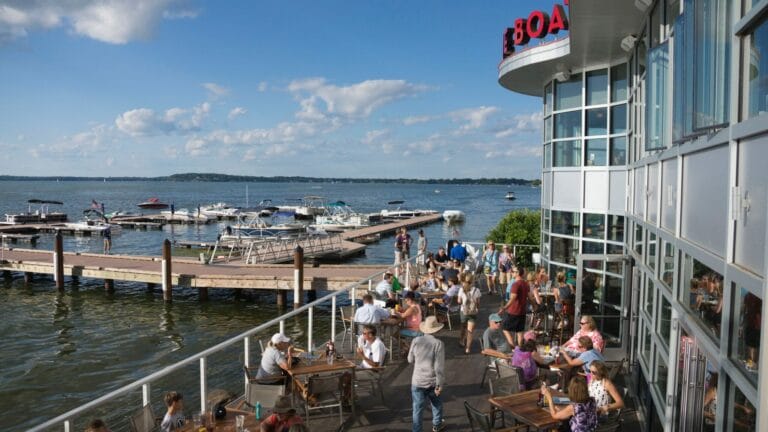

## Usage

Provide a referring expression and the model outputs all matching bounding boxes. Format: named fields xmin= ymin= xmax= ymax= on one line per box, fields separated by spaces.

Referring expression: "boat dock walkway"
xmin=341 ymin=213 xmax=442 ymax=242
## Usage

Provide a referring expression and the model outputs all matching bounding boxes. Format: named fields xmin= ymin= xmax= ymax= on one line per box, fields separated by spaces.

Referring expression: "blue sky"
xmin=0 ymin=0 xmax=562 ymax=179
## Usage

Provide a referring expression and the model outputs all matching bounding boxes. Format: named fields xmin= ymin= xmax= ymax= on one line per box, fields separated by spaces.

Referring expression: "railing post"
xmin=280 ymin=319 xmax=285 ymax=335
xmin=64 ymin=419 xmax=71 ymax=432
xmin=162 ymin=239 xmax=172 ymax=302
xmin=406 ymin=261 xmax=411 ymax=288
xmin=293 ymin=246 xmax=304 ymax=308
xmin=244 ymin=337 xmax=250 ymax=397
xmin=331 ymin=296 xmax=337 ymax=341
xmin=54 ymin=231 xmax=64 ymax=291
xmin=308 ymin=306 xmax=314 ymax=351
xmin=199 ymin=357 xmax=208 ymax=415
xmin=142 ymin=383 xmax=151 ymax=406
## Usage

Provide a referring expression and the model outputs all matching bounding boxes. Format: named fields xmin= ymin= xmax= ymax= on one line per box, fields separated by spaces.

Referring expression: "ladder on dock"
xmin=208 ymin=234 xmax=344 ymax=264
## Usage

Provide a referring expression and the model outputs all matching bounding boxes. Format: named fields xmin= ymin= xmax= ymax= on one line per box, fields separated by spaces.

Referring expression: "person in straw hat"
xmin=260 ymin=395 xmax=303 ymax=432
xmin=408 ymin=315 xmax=446 ymax=432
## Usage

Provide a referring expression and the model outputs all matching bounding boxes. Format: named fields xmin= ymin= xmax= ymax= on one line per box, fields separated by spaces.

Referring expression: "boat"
xmin=160 ymin=208 xmax=209 ymax=223
xmin=294 ymin=196 xmax=327 ymax=220
xmin=442 ymin=210 xmax=466 ymax=223
xmin=199 ymin=202 xmax=240 ymax=218
xmin=240 ymin=200 xmax=279 ymax=218
xmin=104 ymin=210 xmax=141 ymax=220
xmin=5 ymin=199 xmax=68 ymax=224
xmin=223 ymin=214 xmax=306 ymax=240
xmin=380 ymin=201 xmax=438 ymax=219
xmin=310 ymin=201 xmax=371 ymax=232
xmin=59 ymin=209 xmax=123 ymax=235
xmin=505 ymin=191 xmax=516 ymax=200
xmin=137 ymin=198 xmax=170 ymax=209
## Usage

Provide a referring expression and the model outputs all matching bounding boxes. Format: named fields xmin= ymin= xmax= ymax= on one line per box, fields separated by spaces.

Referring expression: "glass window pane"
xmin=646 ymin=43 xmax=669 ymax=150
xmin=545 ymin=83 xmax=553 ymax=115
xmin=555 ymin=111 xmax=582 ymax=138
xmin=607 ymin=243 xmax=624 ymax=254
xmin=585 ymin=139 xmax=607 ymax=166
xmin=661 ymin=241 xmax=674 ymax=288
xmin=551 ymin=236 xmax=578 ymax=264
xmin=552 ymin=211 xmax=580 ymax=236
xmin=650 ymin=0 xmax=663 ymax=48
xmin=544 ymin=116 xmax=552 ymax=142
xmin=694 ymin=0 xmax=730 ymax=129
xmin=647 ymin=232 xmax=657 ymax=273
xmin=748 ymin=16 xmax=768 ymax=117
xmin=605 ymin=274 xmax=622 ymax=305
xmin=607 ymin=215 xmax=624 ymax=242
xmin=680 ymin=254 xmax=723 ymax=344
xmin=586 ymin=108 xmax=607 ymax=136
xmin=583 ymin=213 xmax=606 ymax=239
xmin=659 ymin=294 xmax=671 ymax=348
xmin=586 ymin=69 xmax=608 ymax=105
xmin=655 ymin=350 xmax=668 ymax=397
xmin=610 ymin=137 xmax=627 ymax=165
xmin=641 ymin=323 xmax=653 ymax=365
xmin=645 ymin=279 xmax=655 ymax=317
xmin=553 ymin=140 xmax=581 ymax=167
xmin=634 ymin=224 xmax=644 ymax=256
xmin=544 ymin=143 xmax=551 ymax=169
xmin=611 ymin=104 xmax=627 ymax=134
xmin=583 ymin=240 xmax=604 ymax=254
xmin=728 ymin=385 xmax=757 ymax=432
xmin=611 ymin=64 xmax=628 ymax=102
xmin=555 ymin=73 xmax=582 ymax=111
xmin=732 ymin=286 xmax=761 ymax=383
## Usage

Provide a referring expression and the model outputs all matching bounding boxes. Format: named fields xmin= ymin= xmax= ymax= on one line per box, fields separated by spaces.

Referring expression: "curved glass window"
xmin=748 ymin=15 xmax=768 ymax=117
xmin=611 ymin=104 xmax=627 ymax=134
xmin=610 ymin=137 xmax=627 ymax=166
xmin=555 ymin=74 xmax=582 ymax=110
xmin=553 ymin=140 xmax=581 ymax=167
xmin=611 ymin=64 xmax=628 ymax=102
xmin=555 ymin=111 xmax=581 ymax=138
xmin=587 ymin=70 xmax=608 ymax=105
xmin=586 ymin=108 xmax=607 ymax=136
xmin=585 ymin=139 xmax=607 ymax=166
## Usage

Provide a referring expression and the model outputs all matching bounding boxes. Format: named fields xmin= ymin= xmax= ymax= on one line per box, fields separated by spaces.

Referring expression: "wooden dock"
xmin=341 ymin=213 xmax=442 ymax=242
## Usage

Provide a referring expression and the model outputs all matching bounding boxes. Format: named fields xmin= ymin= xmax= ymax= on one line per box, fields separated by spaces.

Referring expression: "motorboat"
xmin=225 ymin=214 xmax=306 ymax=239
xmin=104 ymin=210 xmax=141 ymax=220
xmin=505 ymin=191 xmax=516 ymax=200
xmin=240 ymin=200 xmax=279 ymax=218
xmin=137 ymin=198 xmax=170 ymax=209
xmin=160 ymin=208 xmax=209 ymax=223
xmin=5 ymin=199 xmax=68 ymax=224
xmin=294 ymin=196 xmax=327 ymax=220
xmin=310 ymin=201 xmax=371 ymax=232
xmin=199 ymin=202 xmax=240 ymax=218
xmin=380 ymin=201 xmax=438 ymax=219
xmin=442 ymin=210 xmax=466 ymax=223
xmin=59 ymin=209 xmax=122 ymax=235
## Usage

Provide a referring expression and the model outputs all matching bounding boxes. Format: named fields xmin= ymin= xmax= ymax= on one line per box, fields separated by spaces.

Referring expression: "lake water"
xmin=0 ymin=181 xmax=539 ymax=430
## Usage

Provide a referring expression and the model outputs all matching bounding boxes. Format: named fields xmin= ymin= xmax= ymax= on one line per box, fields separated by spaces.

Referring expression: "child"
xmin=160 ymin=391 xmax=185 ymax=432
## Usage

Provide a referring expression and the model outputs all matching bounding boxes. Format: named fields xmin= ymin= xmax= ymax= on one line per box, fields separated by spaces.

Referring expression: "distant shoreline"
xmin=0 ymin=173 xmax=540 ymax=186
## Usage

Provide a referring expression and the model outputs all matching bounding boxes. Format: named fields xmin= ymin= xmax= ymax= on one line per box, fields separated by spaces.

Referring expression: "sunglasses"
xmin=363 ymin=332 xmax=373 ymax=335
xmin=580 ymin=321 xmax=588 ymax=325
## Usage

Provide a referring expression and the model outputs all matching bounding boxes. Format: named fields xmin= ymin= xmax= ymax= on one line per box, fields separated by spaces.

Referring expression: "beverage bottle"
xmin=255 ymin=401 xmax=262 ymax=420
xmin=537 ymin=384 xmax=544 ymax=407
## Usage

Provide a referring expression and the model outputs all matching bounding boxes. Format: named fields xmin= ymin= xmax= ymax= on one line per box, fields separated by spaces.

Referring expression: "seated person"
xmin=374 ymin=272 xmax=397 ymax=308
xmin=354 ymin=294 xmax=390 ymax=325
xmin=542 ymin=376 xmax=598 ymax=432
xmin=85 ymin=419 xmax=110 ymax=432
xmin=482 ymin=313 xmax=512 ymax=354
xmin=434 ymin=246 xmax=449 ymax=268
xmin=563 ymin=316 xmax=605 ymax=353
xmin=404 ymin=280 xmax=422 ymax=298
xmin=432 ymin=276 xmax=460 ymax=310
xmin=256 ymin=333 xmax=294 ymax=383
xmin=356 ymin=325 xmax=387 ymax=369
xmin=395 ymin=291 xmax=423 ymax=337
xmin=260 ymin=396 xmax=304 ymax=432
xmin=510 ymin=340 xmax=545 ymax=389
xmin=160 ymin=391 xmax=184 ymax=432
xmin=560 ymin=336 xmax=605 ymax=374
xmin=439 ymin=260 xmax=460 ymax=290
xmin=422 ymin=268 xmax=442 ymax=292
xmin=588 ymin=361 xmax=625 ymax=416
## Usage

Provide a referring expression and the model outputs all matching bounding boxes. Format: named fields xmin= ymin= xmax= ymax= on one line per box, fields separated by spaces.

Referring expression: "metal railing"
xmin=29 ymin=253 xmax=421 ymax=432
xmin=244 ymin=234 xmax=343 ymax=264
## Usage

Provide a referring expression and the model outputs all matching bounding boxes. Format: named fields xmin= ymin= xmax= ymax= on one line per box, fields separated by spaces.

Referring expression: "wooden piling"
xmin=293 ymin=246 xmax=304 ymax=308
xmin=2 ymin=270 xmax=10 ymax=280
xmin=307 ymin=290 xmax=317 ymax=302
xmin=198 ymin=287 xmax=209 ymax=301
xmin=162 ymin=239 xmax=172 ymax=302
xmin=24 ymin=272 xmax=33 ymax=283
xmin=54 ymin=232 xmax=64 ymax=291
xmin=276 ymin=290 xmax=287 ymax=307
xmin=71 ymin=275 xmax=79 ymax=285
xmin=105 ymin=279 xmax=114 ymax=292
xmin=147 ymin=282 xmax=155 ymax=292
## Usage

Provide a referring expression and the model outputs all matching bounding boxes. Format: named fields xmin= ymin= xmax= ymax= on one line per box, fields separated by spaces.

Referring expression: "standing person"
xmin=394 ymin=227 xmax=412 ymax=267
xmin=449 ymin=240 xmax=467 ymax=264
xmin=497 ymin=245 xmax=513 ymax=300
xmin=408 ymin=316 xmax=446 ymax=432
xmin=103 ymin=226 xmax=112 ymax=255
xmin=499 ymin=267 xmax=529 ymax=347
xmin=160 ymin=391 xmax=184 ymax=432
xmin=417 ymin=229 xmax=428 ymax=273
xmin=482 ymin=241 xmax=499 ymax=295
xmin=457 ymin=276 xmax=481 ymax=354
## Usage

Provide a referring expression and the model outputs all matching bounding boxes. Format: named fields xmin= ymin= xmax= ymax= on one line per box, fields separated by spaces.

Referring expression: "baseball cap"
xmin=489 ymin=313 xmax=503 ymax=323
xmin=271 ymin=333 xmax=291 ymax=344
xmin=523 ymin=330 xmax=537 ymax=342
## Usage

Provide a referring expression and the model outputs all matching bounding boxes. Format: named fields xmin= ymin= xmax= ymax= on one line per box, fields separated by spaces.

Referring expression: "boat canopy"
xmin=28 ymin=199 xmax=64 ymax=205
xmin=328 ymin=201 xmax=347 ymax=207
xmin=387 ymin=200 xmax=405 ymax=205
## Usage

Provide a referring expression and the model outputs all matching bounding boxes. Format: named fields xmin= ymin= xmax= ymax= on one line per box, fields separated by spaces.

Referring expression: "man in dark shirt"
xmin=434 ymin=247 xmax=449 ymax=269
xmin=499 ymin=267 xmax=529 ymax=347
xmin=439 ymin=260 xmax=460 ymax=289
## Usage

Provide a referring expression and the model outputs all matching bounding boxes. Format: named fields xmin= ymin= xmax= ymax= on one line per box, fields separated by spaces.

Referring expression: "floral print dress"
xmin=569 ymin=398 xmax=598 ymax=432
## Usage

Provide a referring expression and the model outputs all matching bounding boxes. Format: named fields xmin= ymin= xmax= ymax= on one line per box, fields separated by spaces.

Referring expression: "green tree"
xmin=486 ymin=209 xmax=541 ymax=269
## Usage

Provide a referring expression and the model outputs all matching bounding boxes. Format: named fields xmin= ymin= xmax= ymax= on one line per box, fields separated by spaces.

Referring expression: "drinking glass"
xmin=235 ymin=414 xmax=245 ymax=432
xmin=192 ymin=412 xmax=202 ymax=427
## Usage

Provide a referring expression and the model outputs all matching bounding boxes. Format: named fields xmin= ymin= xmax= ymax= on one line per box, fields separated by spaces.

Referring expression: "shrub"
xmin=486 ymin=209 xmax=541 ymax=269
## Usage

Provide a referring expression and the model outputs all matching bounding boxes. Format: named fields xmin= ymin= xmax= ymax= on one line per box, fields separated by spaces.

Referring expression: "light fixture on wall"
xmin=634 ymin=0 xmax=653 ymax=12
xmin=554 ymin=70 xmax=571 ymax=82
xmin=621 ymin=35 xmax=638 ymax=52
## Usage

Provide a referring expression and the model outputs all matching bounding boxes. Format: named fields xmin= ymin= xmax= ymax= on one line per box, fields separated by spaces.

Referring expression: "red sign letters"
xmin=503 ymin=3 xmax=569 ymax=58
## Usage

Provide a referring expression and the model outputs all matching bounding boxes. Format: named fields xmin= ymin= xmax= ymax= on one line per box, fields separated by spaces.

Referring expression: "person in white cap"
xmin=256 ymin=332 xmax=294 ymax=383
xmin=408 ymin=315 xmax=446 ymax=432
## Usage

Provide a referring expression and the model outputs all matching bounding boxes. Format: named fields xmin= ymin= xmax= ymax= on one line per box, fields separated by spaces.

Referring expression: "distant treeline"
xmin=0 ymin=173 xmax=540 ymax=186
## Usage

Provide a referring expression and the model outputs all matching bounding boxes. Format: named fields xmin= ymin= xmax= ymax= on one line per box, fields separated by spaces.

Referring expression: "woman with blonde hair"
xmin=588 ymin=360 xmax=625 ymax=415
xmin=458 ymin=275 xmax=481 ymax=353
xmin=543 ymin=375 xmax=598 ymax=432
xmin=563 ymin=315 xmax=605 ymax=353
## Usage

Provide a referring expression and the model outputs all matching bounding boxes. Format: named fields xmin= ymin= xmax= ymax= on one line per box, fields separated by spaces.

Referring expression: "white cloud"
xmin=0 ymin=0 xmax=197 ymax=45
xmin=185 ymin=137 xmax=209 ymax=156
xmin=257 ymin=81 xmax=268 ymax=92
xmin=228 ymin=107 xmax=247 ymax=120
xmin=203 ymin=82 xmax=230 ymax=99
xmin=402 ymin=115 xmax=435 ymax=126
xmin=494 ymin=111 xmax=543 ymax=138
xmin=449 ymin=106 xmax=499 ymax=133
xmin=288 ymin=78 xmax=428 ymax=118
xmin=51 ymin=123 xmax=112 ymax=153
xmin=362 ymin=129 xmax=389 ymax=145
xmin=115 ymin=102 xmax=210 ymax=136
xmin=105 ymin=156 xmax=114 ymax=167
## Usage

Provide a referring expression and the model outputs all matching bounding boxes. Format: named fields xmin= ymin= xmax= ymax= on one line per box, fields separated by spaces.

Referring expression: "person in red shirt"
xmin=499 ymin=267 xmax=529 ymax=347
xmin=260 ymin=396 xmax=304 ymax=432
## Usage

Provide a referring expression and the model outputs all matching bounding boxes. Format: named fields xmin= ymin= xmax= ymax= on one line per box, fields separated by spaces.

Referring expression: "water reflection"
xmin=159 ymin=303 xmax=184 ymax=352
xmin=52 ymin=293 xmax=76 ymax=357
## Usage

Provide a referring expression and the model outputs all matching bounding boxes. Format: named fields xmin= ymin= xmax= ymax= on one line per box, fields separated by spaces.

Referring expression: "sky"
xmin=0 ymin=0 xmax=563 ymax=179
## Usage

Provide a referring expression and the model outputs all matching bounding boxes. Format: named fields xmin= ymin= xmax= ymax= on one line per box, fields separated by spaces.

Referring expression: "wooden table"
xmin=179 ymin=408 xmax=261 ymax=432
xmin=489 ymin=389 xmax=566 ymax=430
xmin=287 ymin=357 xmax=357 ymax=419
xmin=481 ymin=348 xmax=511 ymax=360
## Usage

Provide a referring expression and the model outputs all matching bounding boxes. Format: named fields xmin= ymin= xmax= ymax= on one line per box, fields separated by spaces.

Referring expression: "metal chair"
xmin=245 ymin=380 xmax=285 ymax=408
xmin=488 ymin=375 xmax=521 ymax=428
xmin=303 ymin=373 xmax=345 ymax=427
xmin=339 ymin=305 xmax=356 ymax=351
xmin=128 ymin=404 xmax=159 ymax=432
xmin=608 ymin=358 xmax=629 ymax=381
xmin=431 ymin=296 xmax=459 ymax=330
xmin=479 ymin=338 xmax=498 ymax=389
xmin=464 ymin=400 xmax=529 ymax=432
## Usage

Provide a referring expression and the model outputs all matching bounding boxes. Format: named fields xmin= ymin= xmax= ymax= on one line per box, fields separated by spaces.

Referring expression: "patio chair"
xmin=128 ymin=404 xmax=160 ymax=432
xmin=431 ymin=296 xmax=459 ymax=330
xmin=479 ymin=338 xmax=498 ymax=389
xmin=488 ymin=375 xmax=521 ymax=428
xmin=302 ymin=373 xmax=345 ymax=427
xmin=339 ymin=305 xmax=356 ymax=351
xmin=464 ymin=400 xmax=529 ymax=432
xmin=355 ymin=351 xmax=388 ymax=404
xmin=608 ymin=358 xmax=629 ymax=380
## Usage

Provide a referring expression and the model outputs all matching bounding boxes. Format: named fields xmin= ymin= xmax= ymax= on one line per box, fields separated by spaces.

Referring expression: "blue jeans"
xmin=411 ymin=385 xmax=443 ymax=432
